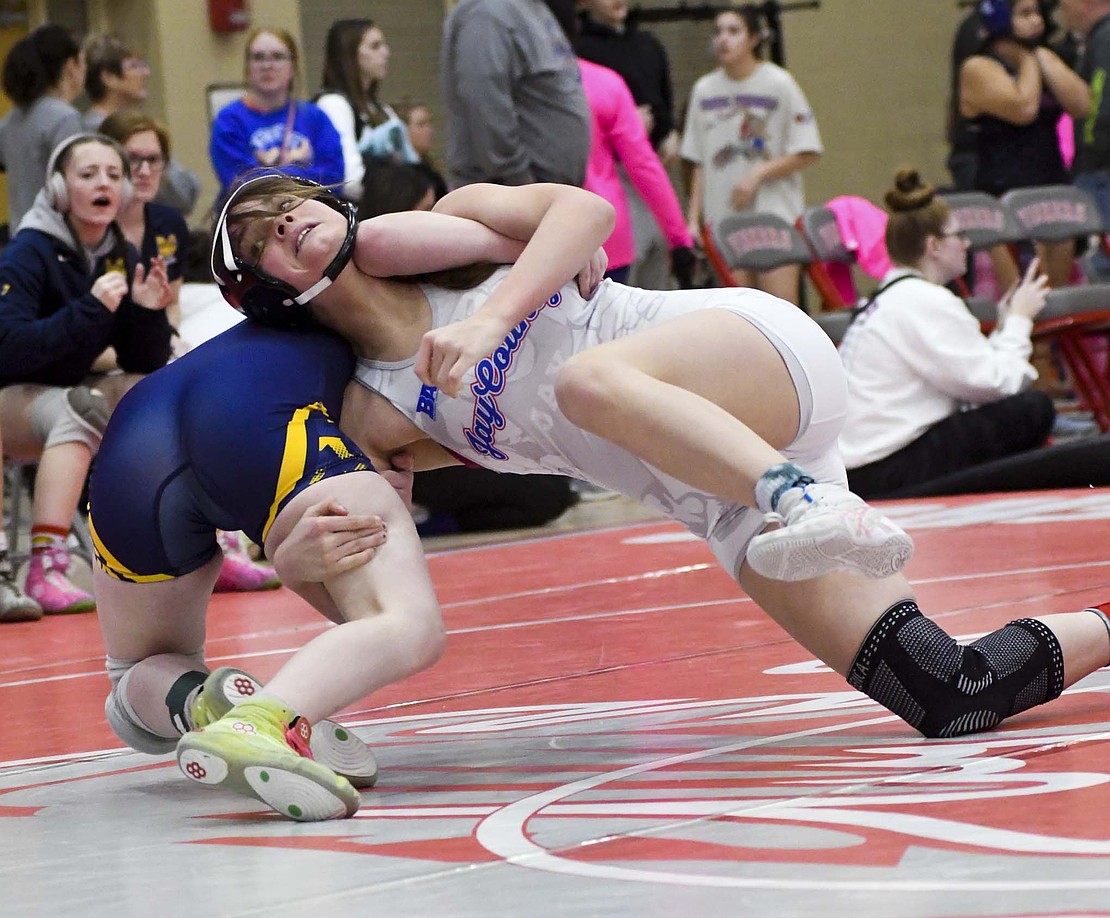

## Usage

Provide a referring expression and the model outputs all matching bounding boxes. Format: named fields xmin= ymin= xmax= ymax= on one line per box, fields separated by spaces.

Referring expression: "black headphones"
xmin=211 ymin=174 xmax=358 ymax=327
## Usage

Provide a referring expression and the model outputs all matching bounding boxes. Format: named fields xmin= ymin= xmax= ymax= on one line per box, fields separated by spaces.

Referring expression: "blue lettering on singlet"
xmin=463 ymin=291 xmax=561 ymax=460
xmin=416 ymin=384 xmax=438 ymax=419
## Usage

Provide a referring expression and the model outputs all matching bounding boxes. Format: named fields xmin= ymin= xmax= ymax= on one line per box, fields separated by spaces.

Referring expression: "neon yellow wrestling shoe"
xmin=176 ymin=697 xmax=360 ymax=821
xmin=190 ymin=667 xmax=379 ymax=788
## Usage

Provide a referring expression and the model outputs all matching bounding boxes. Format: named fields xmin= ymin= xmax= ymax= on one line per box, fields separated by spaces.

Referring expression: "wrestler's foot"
xmin=746 ymin=483 xmax=913 ymax=581
xmin=25 ymin=546 xmax=94 ymax=614
xmin=214 ymin=531 xmax=280 ymax=592
xmin=191 ymin=667 xmax=378 ymax=788
xmin=176 ymin=697 xmax=360 ymax=822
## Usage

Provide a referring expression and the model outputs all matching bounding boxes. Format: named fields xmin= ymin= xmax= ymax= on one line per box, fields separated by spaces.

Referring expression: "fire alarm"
xmin=208 ymin=0 xmax=251 ymax=33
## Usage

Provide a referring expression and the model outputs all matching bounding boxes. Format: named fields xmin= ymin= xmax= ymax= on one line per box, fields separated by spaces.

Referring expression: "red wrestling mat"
xmin=4 ymin=489 xmax=1110 ymax=918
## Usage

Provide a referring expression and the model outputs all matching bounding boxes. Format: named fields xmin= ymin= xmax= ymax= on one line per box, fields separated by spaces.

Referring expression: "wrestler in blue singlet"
xmin=88 ymin=321 xmax=373 ymax=582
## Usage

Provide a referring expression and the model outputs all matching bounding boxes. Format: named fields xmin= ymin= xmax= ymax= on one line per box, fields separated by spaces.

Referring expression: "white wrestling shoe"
xmin=191 ymin=667 xmax=379 ymax=788
xmin=745 ymin=483 xmax=913 ymax=582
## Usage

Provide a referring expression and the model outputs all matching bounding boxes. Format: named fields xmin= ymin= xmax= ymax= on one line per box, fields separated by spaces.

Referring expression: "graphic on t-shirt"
xmin=250 ymin=123 xmax=314 ymax=167
xmin=705 ymin=94 xmax=776 ymax=168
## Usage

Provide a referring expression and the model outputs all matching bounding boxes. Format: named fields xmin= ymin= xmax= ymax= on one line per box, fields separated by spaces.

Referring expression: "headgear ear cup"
xmin=978 ymin=0 xmax=1013 ymax=39
xmin=43 ymin=132 xmax=134 ymax=214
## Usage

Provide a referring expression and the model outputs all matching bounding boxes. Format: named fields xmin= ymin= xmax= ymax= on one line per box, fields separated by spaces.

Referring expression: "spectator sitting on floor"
xmin=838 ymin=167 xmax=1056 ymax=500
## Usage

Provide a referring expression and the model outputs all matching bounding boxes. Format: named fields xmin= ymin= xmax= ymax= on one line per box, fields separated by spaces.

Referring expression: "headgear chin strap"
xmin=211 ymin=174 xmax=358 ymax=328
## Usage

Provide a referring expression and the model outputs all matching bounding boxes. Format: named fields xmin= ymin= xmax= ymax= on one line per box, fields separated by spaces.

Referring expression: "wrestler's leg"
xmin=739 ymin=562 xmax=1110 ymax=737
xmin=554 ymin=308 xmax=807 ymax=505
xmin=257 ymin=470 xmax=444 ymax=723
xmin=95 ymin=555 xmax=222 ymax=744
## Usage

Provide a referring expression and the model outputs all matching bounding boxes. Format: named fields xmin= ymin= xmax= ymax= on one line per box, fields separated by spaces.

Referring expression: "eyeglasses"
xmin=128 ymin=153 xmax=165 ymax=171
xmin=122 ymin=58 xmax=150 ymax=73
xmin=939 ymin=230 xmax=969 ymax=241
xmin=248 ymin=51 xmax=292 ymax=64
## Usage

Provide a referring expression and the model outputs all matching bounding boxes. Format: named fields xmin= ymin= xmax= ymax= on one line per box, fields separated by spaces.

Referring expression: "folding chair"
xmin=1001 ymin=184 xmax=1110 ymax=431
xmin=796 ymin=205 xmax=857 ymax=310
xmin=706 ymin=212 xmax=813 ymax=287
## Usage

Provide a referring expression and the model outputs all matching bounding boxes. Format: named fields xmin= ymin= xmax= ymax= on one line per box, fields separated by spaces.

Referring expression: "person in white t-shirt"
xmin=838 ymin=167 xmax=1055 ymax=499
xmin=314 ymin=19 xmax=420 ymax=203
xmin=680 ymin=4 xmax=822 ymax=303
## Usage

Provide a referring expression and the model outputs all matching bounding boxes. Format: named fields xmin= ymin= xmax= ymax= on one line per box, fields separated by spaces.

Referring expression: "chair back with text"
xmin=707 ymin=213 xmax=812 ymax=284
xmin=797 ymin=205 xmax=856 ymax=309
xmin=1001 ymin=185 xmax=1110 ymax=433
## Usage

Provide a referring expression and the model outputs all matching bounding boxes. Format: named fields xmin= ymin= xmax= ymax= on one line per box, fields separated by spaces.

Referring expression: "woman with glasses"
xmin=209 ymin=27 xmax=343 ymax=204
xmin=99 ymin=113 xmax=187 ymax=334
xmin=838 ymin=167 xmax=1056 ymax=499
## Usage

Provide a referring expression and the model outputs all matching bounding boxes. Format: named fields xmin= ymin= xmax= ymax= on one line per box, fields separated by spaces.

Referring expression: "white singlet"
xmin=354 ymin=269 xmax=849 ymax=579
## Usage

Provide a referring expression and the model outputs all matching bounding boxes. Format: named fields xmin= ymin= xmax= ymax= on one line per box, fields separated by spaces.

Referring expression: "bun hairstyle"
xmin=884 ymin=168 xmax=936 ymax=213
xmin=883 ymin=167 xmax=950 ymax=267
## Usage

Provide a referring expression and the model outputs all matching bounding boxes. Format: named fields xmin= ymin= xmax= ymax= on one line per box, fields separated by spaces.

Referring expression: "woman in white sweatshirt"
xmin=838 ymin=167 xmax=1055 ymax=499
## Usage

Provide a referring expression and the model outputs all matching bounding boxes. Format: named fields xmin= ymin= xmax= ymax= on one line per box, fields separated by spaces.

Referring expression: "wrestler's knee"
xmin=848 ymin=601 xmax=1065 ymax=738
xmin=404 ymin=607 xmax=446 ymax=673
xmin=554 ymin=353 xmax=623 ymax=430
xmin=104 ymin=652 xmax=207 ymax=754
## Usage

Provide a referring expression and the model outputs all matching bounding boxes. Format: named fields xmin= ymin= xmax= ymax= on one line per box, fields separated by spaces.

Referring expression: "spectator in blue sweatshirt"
xmin=0 ymin=133 xmax=172 ymax=614
xmin=209 ymin=28 xmax=343 ymax=205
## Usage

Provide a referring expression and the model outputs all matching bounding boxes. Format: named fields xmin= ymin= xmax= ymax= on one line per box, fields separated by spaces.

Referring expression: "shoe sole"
xmin=204 ymin=667 xmax=379 ymax=788
xmin=0 ymin=603 xmax=43 ymax=622
xmin=177 ymin=731 xmax=359 ymax=821
xmin=746 ymin=519 xmax=914 ymax=582
xmin=40 ymin=598 xmax=96 ymax=615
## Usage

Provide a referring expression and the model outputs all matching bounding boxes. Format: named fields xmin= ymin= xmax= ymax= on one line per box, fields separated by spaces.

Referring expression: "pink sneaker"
xmin=213 ymin=532 xmax=281 ymax=593
xmin=25 ymin=546 xmax=95 ymax=614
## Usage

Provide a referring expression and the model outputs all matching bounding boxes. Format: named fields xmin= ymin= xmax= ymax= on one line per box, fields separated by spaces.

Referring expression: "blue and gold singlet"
xmin=88 ymin=321 xmax=374 ymax=582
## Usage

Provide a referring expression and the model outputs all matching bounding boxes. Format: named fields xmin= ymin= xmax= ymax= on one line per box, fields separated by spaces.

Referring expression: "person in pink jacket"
xmin=578 ymin=57 xmax=695 ymax=286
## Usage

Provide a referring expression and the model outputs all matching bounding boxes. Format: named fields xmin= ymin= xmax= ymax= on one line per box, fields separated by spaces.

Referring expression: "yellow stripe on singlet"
xmin=88 ymin=513 xmax=174 ymax=583
xmin=260 ymin=402 xmax=324 ymax=542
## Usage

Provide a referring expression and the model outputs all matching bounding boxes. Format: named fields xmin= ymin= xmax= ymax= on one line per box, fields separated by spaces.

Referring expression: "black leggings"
xmin=847 ymin=390 xmax=1055 ymax=500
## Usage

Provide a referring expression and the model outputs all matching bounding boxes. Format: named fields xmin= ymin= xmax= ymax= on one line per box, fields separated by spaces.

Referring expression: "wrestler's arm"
xmin=352 ymin=210 xmax=525 ymax=278
xmin=412 ymin=184 xmax=615 ymax=395
xmin=430 ymin=183 xmax=615 ymax=329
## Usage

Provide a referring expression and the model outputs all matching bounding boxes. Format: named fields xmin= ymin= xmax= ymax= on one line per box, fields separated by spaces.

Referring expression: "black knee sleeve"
xmin=847 ymin=600 xmax=1065 ymax=738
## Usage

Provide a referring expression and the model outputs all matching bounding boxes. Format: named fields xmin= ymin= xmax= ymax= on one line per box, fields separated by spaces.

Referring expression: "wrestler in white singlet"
xmin=354 ymin=269 xmax=850 ymax=577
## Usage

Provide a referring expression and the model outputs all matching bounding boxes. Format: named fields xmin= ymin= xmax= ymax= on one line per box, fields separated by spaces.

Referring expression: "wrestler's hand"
xmin=577 ymin=247 xmax=608 ymax=298
xmin=132 ymin=257 xmax=172 ymax=311
xmin=415 ymin=314 xmax=510 ymax=398
xmin=381 ymin=450 xmax=415 ymax=511
xmin=271 ymin=498 xmax=387 ymax=582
